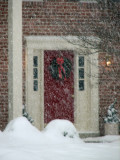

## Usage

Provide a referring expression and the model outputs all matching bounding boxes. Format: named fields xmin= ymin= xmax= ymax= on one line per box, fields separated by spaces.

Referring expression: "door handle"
xmin=71 ymin=95 xmax=74 ymax=98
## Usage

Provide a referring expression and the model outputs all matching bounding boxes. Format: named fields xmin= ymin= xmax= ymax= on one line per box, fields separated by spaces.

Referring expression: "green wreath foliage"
xmin=49 ymin=57 xmax=72 ymax=80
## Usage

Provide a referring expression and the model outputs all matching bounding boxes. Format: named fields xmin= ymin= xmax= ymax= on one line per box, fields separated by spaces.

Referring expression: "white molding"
xmin=25 ymin=36 xmax=99 ymax=134
xmin=25 ymin=36 xmax=100 ymax=51
xmin=8 ymin=0 xmax=22 ymax=121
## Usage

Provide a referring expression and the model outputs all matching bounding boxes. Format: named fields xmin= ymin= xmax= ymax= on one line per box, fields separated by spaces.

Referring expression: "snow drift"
xmin=3 ymin=117 xmax=42 ymax=142
xmin=43 ymin=119 xmax=79 ymax=138
xmin=0 ymin=117 xmax=120 ymax=160
xmin=3 ymin=117 xmax=83 ymax=143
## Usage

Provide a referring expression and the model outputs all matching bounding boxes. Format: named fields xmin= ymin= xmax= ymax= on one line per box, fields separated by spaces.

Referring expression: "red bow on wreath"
xmin=56 ymin=57 xmax=66 ymax=80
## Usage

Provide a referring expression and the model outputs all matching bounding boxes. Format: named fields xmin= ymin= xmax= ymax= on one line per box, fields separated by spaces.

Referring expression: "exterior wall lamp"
xmin=106 ymin=55 xmax=112 ymax=67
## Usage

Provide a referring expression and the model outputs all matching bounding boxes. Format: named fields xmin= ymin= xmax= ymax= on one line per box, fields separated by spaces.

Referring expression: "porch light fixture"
xmin=106 ymin=55 xmax=112 ymax=67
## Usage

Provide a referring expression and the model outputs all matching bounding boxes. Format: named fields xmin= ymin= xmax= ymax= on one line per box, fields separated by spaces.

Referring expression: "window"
xmin=78 ymin=56 xmax=85 ymax=91
xmin=111 ymin=0 xmax=120 ymax=2
xmin=67 ymin=0 xmax=79 ymax=1
xmin=33 ymin=56 xmax=38 ymax=91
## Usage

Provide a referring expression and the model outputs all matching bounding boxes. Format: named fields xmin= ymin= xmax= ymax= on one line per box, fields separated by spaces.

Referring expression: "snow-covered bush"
xmin=104 ymin=99 xmax=120 ymax=123
xmin=22 ymin=108 xmax=34 ymax=123
xmin=43 ymin=119 xmax=79 ymax=139
xmin=3 ymin=117 xmax=42 ymax=140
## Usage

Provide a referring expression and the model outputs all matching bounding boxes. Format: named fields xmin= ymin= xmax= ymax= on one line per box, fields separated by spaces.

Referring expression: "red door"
xmin=44 ymin=50 xmax=74 ymax=123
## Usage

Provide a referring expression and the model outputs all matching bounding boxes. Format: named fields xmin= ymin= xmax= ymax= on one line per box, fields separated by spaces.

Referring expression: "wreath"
xmin=49 ymin=57 xmax=72 ymax=80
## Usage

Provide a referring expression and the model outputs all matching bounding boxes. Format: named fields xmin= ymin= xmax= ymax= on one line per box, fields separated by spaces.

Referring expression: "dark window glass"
xmin=79 ymin=68 xmax=84 ymax=79
xmin=34 ymin=80 xmax=38 ymax=91
xmin=33 ymin=56 xmax=38 ymax=67
xmin=33 ymin=68 xmax=38 ymax=79
xmin=112 ymin=0 xmax=120 ymax=2
xmin=79 ymin=56 xmax=84 ymax=67
xmin=79 ymin=80 xmax=84 ymax=91
xmin=67 ymin=0 xmax=79 ymax=1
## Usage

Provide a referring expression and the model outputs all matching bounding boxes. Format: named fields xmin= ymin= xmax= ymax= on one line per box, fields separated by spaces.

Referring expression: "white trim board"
xmin=25 ymin=36 xmax=99 ymax=135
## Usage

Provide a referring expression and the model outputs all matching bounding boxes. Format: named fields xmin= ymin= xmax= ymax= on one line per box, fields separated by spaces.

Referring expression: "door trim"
xmin=25 ymin=36 xmax=99 ymax=135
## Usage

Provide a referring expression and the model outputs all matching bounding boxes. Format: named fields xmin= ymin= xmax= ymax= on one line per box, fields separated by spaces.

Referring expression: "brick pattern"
xmin=22 ymin=0 xmax=100 ymax=132
xmin=99 ymin=53 xmax=120 ymax=135
xmin=22 ymin=1 xmax=98 ymax=37
xmin=22 ymin=1 xmax=99 ymax=105
xmin=0 ymin=0 xmax=8 ymax=131
xmin=22 ymin=1 xmax=120 ymax=135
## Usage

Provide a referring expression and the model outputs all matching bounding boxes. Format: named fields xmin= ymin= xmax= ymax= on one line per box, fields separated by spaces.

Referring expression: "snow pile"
xmin=3 ymin=117 xmax=42 ymax=142
xmin=0 ymin=117 xmax=120 ymax=160
xmin=43 ymin=119 xmax=78 ymax=137
xmin=43 ymin=119 xmax=82 ymax=143
xmin=3 ymin=117 xmax=83 ymax=143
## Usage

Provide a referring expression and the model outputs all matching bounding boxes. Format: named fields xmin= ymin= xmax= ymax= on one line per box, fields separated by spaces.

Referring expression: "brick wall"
xmin=0 ymin=0 xmax=8 ymax=131
xmin=22 ymin=0 xmax=98 ymax=102
xmin=22 ymin=1 xmax=98 ymax=36
xmin=22 ymin=0 xmax=101 ymax=132
xmin=22 ymin=1 xmax=120 ymax=135
xmin=99 ymin=53 xmax=120 ymax=135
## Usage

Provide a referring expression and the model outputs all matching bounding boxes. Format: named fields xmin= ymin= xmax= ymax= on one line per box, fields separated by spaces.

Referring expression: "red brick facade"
xmin=0 ymin=0 xmax=120 ymax=135
xmin=0 ymin=0 xmax=8 ymax=130
xmin=99 ymin=53 xmax=120 ymax=135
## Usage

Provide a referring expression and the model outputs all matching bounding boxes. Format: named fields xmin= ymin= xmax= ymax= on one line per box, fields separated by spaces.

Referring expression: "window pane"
xmin=33 ymin=68 xmax=38 ymax=79
xmin=67 ymin=0 xmax=79 ymax=1
xmin=79 ymin=68 xmax=84 ymax=79
xmin=79 ymin=56 xmax=84 ymax=67
xmin=34 ymin=80 xmax=38 ymax=91
xmin=33 ymin=56 xmax=38 ymax=67
xmin=112 ymin=0 xmax=120 ymax=2
xmin=79 ymin=80 xmax=84 ymax=91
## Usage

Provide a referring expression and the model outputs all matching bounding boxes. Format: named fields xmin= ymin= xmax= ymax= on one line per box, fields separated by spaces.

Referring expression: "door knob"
xmin=71 ymin=95 xmax=74 ymax=98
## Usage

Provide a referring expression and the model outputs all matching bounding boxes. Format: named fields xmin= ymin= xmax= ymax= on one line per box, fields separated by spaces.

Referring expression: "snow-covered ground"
xmin=0 ymin=117 xmax=120 ymax=160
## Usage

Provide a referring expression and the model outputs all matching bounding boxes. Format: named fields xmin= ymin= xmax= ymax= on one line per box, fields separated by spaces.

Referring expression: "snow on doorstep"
xmin=84 ymin=135 xmax=120 ymax=143
xmin=0 ymin=117 xmax=120 ymax=160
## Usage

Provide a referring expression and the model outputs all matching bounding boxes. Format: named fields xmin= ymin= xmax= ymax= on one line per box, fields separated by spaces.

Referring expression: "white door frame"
xmin=25 ymin=36 xmax=99 ymax=136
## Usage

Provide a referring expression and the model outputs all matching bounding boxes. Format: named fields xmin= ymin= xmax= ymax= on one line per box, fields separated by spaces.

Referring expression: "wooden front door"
xmin=44 ymin=50 xmax=74 ymax=124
